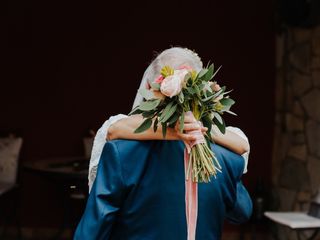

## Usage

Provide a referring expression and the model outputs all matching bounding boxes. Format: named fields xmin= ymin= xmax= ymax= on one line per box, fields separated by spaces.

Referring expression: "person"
xmin=74 ymin=47 xmax=252 ymax=240
xmin=88 ymin=47 xmax=250 ymax=193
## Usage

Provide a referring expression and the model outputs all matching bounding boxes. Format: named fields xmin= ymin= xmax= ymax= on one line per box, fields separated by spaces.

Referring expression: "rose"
xmin=210 ymin=82 xmax=221 ymax=92
xmin=160 ymin=69 xmax=189 ymax=98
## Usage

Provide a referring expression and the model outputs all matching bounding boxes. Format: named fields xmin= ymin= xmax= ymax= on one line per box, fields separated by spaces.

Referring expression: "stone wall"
xmin=273 ymin=26 xmax=320 ymax=240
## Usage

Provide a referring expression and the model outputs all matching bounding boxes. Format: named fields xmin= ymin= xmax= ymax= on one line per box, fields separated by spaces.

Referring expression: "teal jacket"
xmin=74 ymin=140 xmax=252 ymax=240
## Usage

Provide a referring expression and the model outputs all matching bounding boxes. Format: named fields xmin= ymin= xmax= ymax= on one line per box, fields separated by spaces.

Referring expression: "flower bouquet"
xmin=129 ymin=64 xmax=236 ymax=183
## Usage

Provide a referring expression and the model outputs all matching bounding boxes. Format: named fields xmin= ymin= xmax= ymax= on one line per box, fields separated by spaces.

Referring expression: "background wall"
xmin=272 ymin=25 xmax=320 ymax=240
xmin=0 ymin=0 xmax=275 ymax=229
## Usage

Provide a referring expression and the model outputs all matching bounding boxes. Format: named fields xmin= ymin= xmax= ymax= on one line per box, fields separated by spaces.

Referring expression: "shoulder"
xmin=226 ymin=126 xmax=249 ymax=143
xmin=212 ymin=144 xmax=245 ymax=180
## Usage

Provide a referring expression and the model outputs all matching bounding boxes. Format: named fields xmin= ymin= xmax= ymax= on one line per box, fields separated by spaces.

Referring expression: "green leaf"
xmin=213 ymin=112 xmax=223 ymax=124
xmin=194 ymin=85 xmax=201 ymax=96
xmin=178 ymin=92 xmax=184 ymax=103
xmin=168 ymin=111 xmax=180 ymax=126
xmin=202 ymin=64 xmax=214 ymax=82
xmin=153 ymin=117 xmax=159 ymax=132
xmin=197 ymin=69 xmax=208 ymax=79
xmin=201 ymin=114 xmax=213 ymax=135
xmin=179 ymin=111 xmax=184 ymax=133
xmin=225 ymin=110 xmax=237 ymax=116
xmin=213 ymin=117 xmax=226 ymax=134
xmin=129 ymin=106 xmax=143 ymax=115
xmin=134 ymin=118 xmax=153 ymax=133
xmin=186 ymin=87 xmax=196 ymax=95
xmin=162 ymin=122 xmax=167 ymax=138
xmin=159 ymin=102 xmax=177 ymax=123
xmin=142 ymin=111 xmax=155 ymax=118
xmin=220 ymin=98 xmax=235 ymax=106
xmin=138 ymin=99 xmax=161 ymax=111
xmin=212 ymin=65 xmax=222 ymax=79
xmin=150 ymin=82 xmax=161 ymax=91
xmin=138 ymin=88 xmax=154 ymax=100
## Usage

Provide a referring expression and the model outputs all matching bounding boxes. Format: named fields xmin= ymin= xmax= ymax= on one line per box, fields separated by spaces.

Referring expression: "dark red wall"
xmin=1 ymin=1 xmax=275 ymax=227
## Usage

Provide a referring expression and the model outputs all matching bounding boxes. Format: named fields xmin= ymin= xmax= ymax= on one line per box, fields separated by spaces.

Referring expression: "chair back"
xmin=0 ymin=134 xmax=23 ymax=184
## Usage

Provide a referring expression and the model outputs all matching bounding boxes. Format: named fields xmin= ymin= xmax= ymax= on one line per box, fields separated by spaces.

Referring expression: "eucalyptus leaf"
xmin=213 ymin=117 xmax=226 ymax=134
xmin=213 ymin=112 xmax=223 ymax=124
xmin=194 ymin=85 xmax=201 ymax=96
xmin=142 ymin=111 xmax=155 ymax=118
xmin=138 ymin=99 xmax=161 ymax=111
xmin=168 ymin=112 xmax=180 ymax=125
xmin=160 ymin=103 xmax=177 ymax=123
xmin=139 ymin=88 xmax=154 ymax=100
xmin=150 ymin=82 xmax=160 ymax=91
xmin=162 ymin=122 xmax=167 ymax=138
xmin=153 ymin=117 xmax=159 ymax=132
xmin=178 ymin=92 xmax=184 ymax=103
xmin=187 ymin=87 xmax=196 ymax=95
xmin=212 ymin=65 xmax=222 ymax=79
xmin=225 ymin=110 xmax=237 ymax=116
xmin=197 ymin=69 xmax=208 ymax=79
xmin=129 ymin=106 xmax=143 ymax=115
xmin=134 ymin=118 xmax=153 ymax=133
xmin=202 ymin=64 xmax=214 ymax=81
xmin=179 ymin=111 xmax=184 ymax=133
xmin=201 ymin=114 xmax=213 ymax=135
xmin=220 ymin=98 xmax=235 ymax=106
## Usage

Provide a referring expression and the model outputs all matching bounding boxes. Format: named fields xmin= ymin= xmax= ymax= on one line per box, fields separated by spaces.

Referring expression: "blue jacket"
xmin=74 ymin=140 xmax=252 ymax=240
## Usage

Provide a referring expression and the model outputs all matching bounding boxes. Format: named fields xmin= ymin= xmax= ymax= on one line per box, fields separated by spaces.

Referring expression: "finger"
xmin=177 ymin=132 xmax=197 ymax=141
xmin=183 ymin=123 xmax=201 ymax=131
xmin=184 ymin=115 xmax=195 ymax=123
xmin=201 ymin=127 xmax=208 ymax=133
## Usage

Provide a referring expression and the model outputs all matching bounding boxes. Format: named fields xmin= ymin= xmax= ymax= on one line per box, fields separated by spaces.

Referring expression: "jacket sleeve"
xmin=74 ymin=141 xmax=126 ymax=240
xmin=221 ymin=149 xmax=252 ymax=224
xmin=226 ymin=180 xmax=253 ymax=224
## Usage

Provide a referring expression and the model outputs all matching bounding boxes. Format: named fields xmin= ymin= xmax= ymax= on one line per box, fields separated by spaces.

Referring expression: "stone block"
xmin=301 ymin=89 xmax=320 ymax=121
xmin=291 ymin=73 xmax=312 ymax=97
xmin=285 ymin=114 xmax=304 ymax=132
xmin=307 ymin=156 xmax=320 ymax=195
xmin=288 ymin=145 xmax=307 ymax=161
xmin=311 ymin=70 xmax=320 ymax=87
xmin=292 ymin=100 xmax=305 ymax=117
xmin=306 ymin=121 xmax=320 ymax=158
xmin=279 ymin=157 xmax=310 ymax=191
xmin=289 ymin=43 xmax=311 ymax=73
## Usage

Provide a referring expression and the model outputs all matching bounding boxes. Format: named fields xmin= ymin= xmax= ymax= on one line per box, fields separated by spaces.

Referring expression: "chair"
xmin=265 ymin=191 xmax=320 ymax=240
xmin=0 ymin=133 xmax=23 ymax=238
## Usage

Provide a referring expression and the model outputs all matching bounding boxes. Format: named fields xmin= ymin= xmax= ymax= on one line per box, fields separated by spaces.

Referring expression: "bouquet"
xmin=129 ymin=64 xmax=236 ymax=183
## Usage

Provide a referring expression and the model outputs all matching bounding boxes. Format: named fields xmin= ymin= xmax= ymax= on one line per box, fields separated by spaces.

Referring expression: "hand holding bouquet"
xmin=130 ymin=64 xmax=236 ymax=183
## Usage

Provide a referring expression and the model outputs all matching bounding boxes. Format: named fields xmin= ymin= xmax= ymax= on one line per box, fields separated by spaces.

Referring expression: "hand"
xmin=174 ymin=112 xmax=208 ymax=143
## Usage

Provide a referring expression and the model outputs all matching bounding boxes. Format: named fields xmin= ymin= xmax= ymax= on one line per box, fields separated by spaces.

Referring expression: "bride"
xmin=88 ymin=47 xmax=250 ymax=192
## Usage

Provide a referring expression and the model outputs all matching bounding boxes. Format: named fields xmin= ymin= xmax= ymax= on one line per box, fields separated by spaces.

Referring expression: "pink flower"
xmin=210 ymin=82 xmax=221 ymax=92
xmin=155 ymin=75 xmax=164 ymax=84
xmin=160 ymin=69 xmax=188 ymax=98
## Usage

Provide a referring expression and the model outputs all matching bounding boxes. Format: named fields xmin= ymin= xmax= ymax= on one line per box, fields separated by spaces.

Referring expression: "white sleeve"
xmin=88 ymin=114 xmax=128 ymax=192
xmin=226 ymin=126 xmax=250 ymax=174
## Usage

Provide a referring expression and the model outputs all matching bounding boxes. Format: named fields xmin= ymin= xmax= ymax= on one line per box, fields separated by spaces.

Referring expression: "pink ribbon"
xmin=184 ymin=149 xmax=198 ymax=240
xmin=183 ymin=112 xmax=206 ymax=240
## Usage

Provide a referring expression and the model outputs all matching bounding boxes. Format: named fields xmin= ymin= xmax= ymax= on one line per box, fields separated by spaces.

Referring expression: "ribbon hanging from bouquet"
xmin=183 ymin=120 xmax=207 ymax=240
